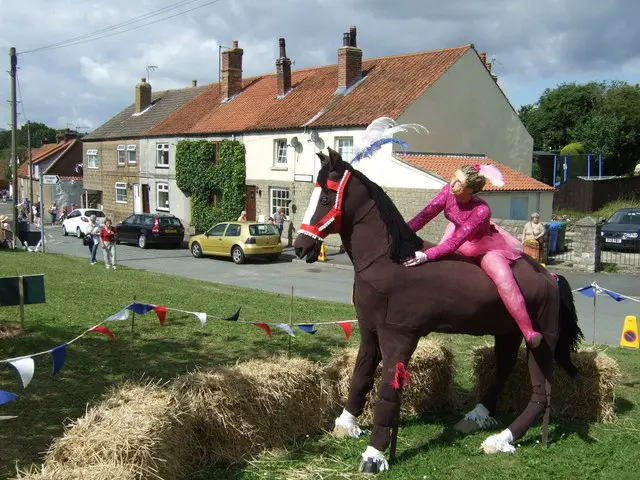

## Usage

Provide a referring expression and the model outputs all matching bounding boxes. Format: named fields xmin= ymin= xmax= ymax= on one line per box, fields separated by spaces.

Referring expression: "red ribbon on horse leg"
xmin=390 ymin=362 xmax=411 ymax=390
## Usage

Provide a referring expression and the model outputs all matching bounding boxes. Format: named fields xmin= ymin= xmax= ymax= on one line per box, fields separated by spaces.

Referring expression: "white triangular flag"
xmin=275 ymin=323 xmax=296 ymax=337
xmin=106 ymin=308 xmax=130 ymax=321
xmin=0 ymin=416 xmax=18 ymax=421
xmin=191 ymin=312 xmax=207 ymax=327
xmin=9 ymin=357 xmax=35 ymax=389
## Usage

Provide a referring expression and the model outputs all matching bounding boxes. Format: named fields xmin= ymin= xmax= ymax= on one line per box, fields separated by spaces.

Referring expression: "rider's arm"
xmin=406 ymin=184 xmax=449 ymax=232
xmin=424 ymin=203 xmax=491 ymax=261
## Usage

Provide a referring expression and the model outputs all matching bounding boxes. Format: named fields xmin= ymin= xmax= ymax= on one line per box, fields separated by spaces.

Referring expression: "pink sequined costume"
xmin=407 ymin=184 xmax=542 ymax=347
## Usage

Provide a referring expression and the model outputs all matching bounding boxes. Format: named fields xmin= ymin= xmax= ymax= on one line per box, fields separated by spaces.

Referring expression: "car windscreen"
xmin=249 ymin=224 xmax=278 ymax=236
xmin=609 ymin=211 xmax=640 ymax=225
xmin=86 ymin=210 xmax=105 ymax=217
xmin=158 ymin=217 xmax=182 ymax=227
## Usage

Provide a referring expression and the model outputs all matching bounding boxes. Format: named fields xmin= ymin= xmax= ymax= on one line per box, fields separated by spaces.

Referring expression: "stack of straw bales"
xmin=18 ymin=381 xmax=188 ymax=480
xmin=325 ymin=339 xmax=456 ymax=424
xmin=471 ymin=346 xmax=620 ymax=422
xmin=170 ymin=356 xmax=333 ymax=466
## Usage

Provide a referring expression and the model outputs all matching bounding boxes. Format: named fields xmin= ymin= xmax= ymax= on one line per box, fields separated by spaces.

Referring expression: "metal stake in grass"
xmin=131 ymin=295 xmax=137 ymax=343
xmin=287 ymin=286 xmax=294 ymax=359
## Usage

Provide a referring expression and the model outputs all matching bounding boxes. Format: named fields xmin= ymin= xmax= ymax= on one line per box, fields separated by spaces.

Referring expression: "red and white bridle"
xmin=298 ymin=170 xmax=352 ymax=241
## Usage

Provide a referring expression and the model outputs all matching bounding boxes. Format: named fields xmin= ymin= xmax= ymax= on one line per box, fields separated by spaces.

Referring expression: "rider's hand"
xmin=403 ymin=250 xmax=428 ymax=267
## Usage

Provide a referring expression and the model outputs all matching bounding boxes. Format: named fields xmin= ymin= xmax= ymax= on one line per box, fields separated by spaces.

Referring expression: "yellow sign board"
xmin=620 ymin=315 xmax=640 ymax=349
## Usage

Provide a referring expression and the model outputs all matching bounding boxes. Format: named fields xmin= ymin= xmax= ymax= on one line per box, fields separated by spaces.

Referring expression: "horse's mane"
xmin=344 ymin=163 xmax=423 ymax=263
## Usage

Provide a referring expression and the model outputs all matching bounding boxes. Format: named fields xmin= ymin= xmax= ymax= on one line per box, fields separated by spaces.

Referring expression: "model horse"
xmin=294 ymin=148 xmax=582 ymax=474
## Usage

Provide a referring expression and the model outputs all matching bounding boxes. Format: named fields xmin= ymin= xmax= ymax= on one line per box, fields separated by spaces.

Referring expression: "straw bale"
xmin=42 ymin=380 xmax=189 ymax=479
xmin=170 ymin=356 xmax=333 ymax=466
xmin=324 ymin=339 xmax=456 ymax=424
xmin=15 ymin=463 xmax=137 ymax=480
xmin=471 ymin=346 xmax=620 ymax=422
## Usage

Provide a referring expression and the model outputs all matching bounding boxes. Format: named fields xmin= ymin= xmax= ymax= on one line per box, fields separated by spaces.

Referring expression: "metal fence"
xmin=600 ymin=244 xmax=640 ymax=270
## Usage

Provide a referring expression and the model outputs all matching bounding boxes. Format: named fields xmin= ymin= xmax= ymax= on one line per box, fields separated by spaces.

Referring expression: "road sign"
xmin=41 ymin=175 xmax=60 ymax=185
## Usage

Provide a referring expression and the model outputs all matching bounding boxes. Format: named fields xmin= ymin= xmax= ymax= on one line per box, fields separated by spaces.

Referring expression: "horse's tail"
xmin=553 ymin=274 xmax=584 ymax=378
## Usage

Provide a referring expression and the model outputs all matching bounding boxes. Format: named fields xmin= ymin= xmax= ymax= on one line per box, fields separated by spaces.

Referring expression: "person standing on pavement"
xmin=100 ymin=218 xmax=117 ymax=269
xmin=274 ymin=208 xmax=285 ymax=236
xmin=86 ymin=214 xmax=101 ymax=265
xmin=49 ymin=201 xmax=58 ymax=225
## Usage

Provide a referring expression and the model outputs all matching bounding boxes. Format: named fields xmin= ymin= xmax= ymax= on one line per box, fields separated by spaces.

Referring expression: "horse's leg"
xmin=360 ymin=327 xmax=419 ymax=473
xmin=456 ymin=333 xmax=522 ymax=432
xmin=481 ymin=343 xmax=554 ymax=454
xmin=334 ymin=321 xmax=381 ymax=437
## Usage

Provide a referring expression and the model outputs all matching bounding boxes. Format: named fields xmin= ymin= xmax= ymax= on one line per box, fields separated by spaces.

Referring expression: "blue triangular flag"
xmin=223 ymin=307 xmax=241 ymax=322
xmin=577 ymin=285 xmax=596 ymax=298
xmin=126 ymin=303 xmax=156 ymax=314
xmin=51 ymin=344 xmax=67 ymax=376
xmin=0 ymin=390 xmax=18 ymax=406
xmin=297 ymin=324 xmax=317 ymax=335
xmin=601 ymin=288 xmax=625 ymax=302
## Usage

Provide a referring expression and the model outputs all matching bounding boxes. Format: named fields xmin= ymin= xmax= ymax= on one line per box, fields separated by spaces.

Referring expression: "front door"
xmin=245 ymin=185 xmax=256 ymax=221
xmin=142 ymin=185 xmax=150 ymax=213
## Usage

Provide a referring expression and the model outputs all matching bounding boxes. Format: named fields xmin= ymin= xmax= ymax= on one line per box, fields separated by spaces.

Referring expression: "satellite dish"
xmin=309 ymin=131 xmax=320 ymax=143
xmin=289 ymin=136 xmax=303 ymax=154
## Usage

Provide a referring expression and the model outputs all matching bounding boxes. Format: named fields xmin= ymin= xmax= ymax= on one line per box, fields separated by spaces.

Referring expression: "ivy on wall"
xmin=175 ymin=139 xmax=246 ymax=233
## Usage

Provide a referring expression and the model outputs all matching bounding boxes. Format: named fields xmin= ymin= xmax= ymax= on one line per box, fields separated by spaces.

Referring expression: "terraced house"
xmin=85 ymin=25 xmax=551 ymax=246
xmin=82 ymin=79 xmax=206 ymax=222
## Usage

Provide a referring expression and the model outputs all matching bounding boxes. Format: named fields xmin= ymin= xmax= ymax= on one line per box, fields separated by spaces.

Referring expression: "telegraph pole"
xmin=27 ymin=121 xmax=33 ymax=211
xmin=9 ymin=47 xmax=18 ymax=239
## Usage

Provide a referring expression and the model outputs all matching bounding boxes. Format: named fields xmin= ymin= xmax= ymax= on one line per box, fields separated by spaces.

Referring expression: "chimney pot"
xmin=276 ymin=37 xmax=292 ymax=97
xmin=349 ymin=26 xmax=357 ymax=47
xmin=232 ymin=40 xmax=238 ymax=48
xmin=141 ymin=77 xmax=146 ymax=82
xmin=342 ymin=32 xmax=350 ymax=47
xmin=192 ymin=80 xmax=198 ymax=87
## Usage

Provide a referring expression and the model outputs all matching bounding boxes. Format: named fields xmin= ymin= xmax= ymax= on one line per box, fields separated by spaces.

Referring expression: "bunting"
xmin=252 ymin=323 xmax=272 ymax=339
xmin=90 ymin=326 xmax=117 ymax=342
xmin=9 ymin=358 xmax=34 ymax=389
xmin=575 ymin=282 xmax=638 ymax=303
xmin=0 ymin=390 xmax=18 ymax=406
xmin=51 ymin=345 xmax=67 ymax=376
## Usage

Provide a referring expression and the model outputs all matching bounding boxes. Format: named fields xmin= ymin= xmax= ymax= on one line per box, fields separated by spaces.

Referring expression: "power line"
xmin=20 ymin=0 xmax=223 ymax=55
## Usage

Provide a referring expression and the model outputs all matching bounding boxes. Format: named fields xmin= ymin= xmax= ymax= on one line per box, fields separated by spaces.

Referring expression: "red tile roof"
xmin=146 ymin=45 xmax=471 ymax=136
xmin=397 ymin=153 xmax=555 ymax=192
xmin=17 ymin=139 xmax=77 ymax=178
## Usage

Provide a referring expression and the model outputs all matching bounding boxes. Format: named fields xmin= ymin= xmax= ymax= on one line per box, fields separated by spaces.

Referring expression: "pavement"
xmin=2 ymin=202 xmax=639 ymax=347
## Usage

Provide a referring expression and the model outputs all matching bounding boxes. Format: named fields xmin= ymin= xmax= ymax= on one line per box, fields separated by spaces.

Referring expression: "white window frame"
xmin=335 ymin=136 xmax=354 ymax=163
xmin=273 ymin=139 xmax=288 ymax=168
xmin=127 ymin=144 xmax=137 ymax=164
xmin=156 ymin=183 xmax=170 ymax=212
xmin=115 ymin=182 xmax=128 ymax=204
xmin=87 ymin=149 xmax=99 ymax=169
xmin=117 ymin=144 xmax=126 ymax=165
xmin=156 ymin=143 xmax=170 ymax=168
xmin=270 ymin=187 xmax=290 ymax=218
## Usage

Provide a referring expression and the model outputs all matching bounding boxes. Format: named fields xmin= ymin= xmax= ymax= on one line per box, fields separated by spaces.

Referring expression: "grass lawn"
xmin=1 ymin=251 xmax=639 ymax=480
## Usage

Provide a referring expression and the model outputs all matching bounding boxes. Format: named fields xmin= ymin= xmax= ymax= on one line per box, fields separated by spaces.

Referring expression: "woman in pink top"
xmin=403 ymin=164 xmax=543 ymax=348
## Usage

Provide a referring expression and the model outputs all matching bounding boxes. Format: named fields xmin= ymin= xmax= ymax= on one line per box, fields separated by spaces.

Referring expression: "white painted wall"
xmin=479 ymin=191 xmax=553 ymax=221
xmin=396 ymin=50 xmax=534 ymax=174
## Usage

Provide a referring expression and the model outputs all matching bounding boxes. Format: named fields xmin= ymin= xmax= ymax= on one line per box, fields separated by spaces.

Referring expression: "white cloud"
xmin=1 ymin=0 xmax=638 ymax=131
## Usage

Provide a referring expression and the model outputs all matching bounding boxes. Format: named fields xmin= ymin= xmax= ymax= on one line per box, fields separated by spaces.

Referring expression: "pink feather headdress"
xmin=471 ymin=163 xmax=505 ymax=187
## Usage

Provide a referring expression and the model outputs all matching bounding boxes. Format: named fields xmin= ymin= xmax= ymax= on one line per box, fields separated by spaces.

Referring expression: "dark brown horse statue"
xmin=294 ymin=148 xmax=582 ymax=474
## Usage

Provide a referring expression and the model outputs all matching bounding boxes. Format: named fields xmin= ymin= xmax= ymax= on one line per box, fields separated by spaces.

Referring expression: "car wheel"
xmin=191 ymin=242 xmax=203 ymax=258
xmin=231 ymin=246 xmax=246 ymax=264
xmin=62 ymin=225 xmax=68 ymax=236
xmin=76 ymin=227 xmax=82 ymax=238
xmin=138 ymin=234 xmax=147 ymax=249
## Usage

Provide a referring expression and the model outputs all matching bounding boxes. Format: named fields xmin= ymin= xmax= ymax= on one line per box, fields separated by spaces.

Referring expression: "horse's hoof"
xmin=481 ymin=430 xmax=516 ymax=454
xmin=454 ymin=418 xmax=480 ymax=434
xmin=360 ymin=458 xmax=381 ymax=474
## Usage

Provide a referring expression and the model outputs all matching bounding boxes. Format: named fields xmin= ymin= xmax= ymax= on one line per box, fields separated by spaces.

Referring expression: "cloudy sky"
xmin=1 ymin=0 xmax=638 ymax=132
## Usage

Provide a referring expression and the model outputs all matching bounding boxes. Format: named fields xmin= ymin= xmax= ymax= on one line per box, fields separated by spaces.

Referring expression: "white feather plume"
xmin=354 ymin=117 xmax=429 ymax=154
xmin=477 ymin=164 xmax=505 ymax=187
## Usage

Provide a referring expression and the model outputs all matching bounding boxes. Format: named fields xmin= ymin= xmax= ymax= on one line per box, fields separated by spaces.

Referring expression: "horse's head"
xmin=294 ymin=148 xmax=350 ymax=263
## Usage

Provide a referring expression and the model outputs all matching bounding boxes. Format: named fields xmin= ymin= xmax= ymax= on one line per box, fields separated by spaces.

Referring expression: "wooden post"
xmin=18 ymin=275 xmax=25 ymax=329
xmin=287 ymin=286 xmax=293 ymax=359
xmin=130 ymin=295 xmax=137 ymax=343
xmin=592 ymin=293 xmax=597 ymax=345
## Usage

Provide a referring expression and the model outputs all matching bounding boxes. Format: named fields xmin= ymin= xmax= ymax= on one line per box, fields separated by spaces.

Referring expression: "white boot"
xmin=464 ymin=403 xmax=498 ymax=429
xmin=481 ymin=428 xmax=516 ymax=454
xmin=333 ymin=408 xmax=363 ymax=438
xmin=360 ymin=445 xmax=389 ymax=473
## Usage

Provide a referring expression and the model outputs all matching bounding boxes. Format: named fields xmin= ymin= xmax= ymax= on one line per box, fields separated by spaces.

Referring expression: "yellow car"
xmin=189 ymin=221 xmax=283 ymax=264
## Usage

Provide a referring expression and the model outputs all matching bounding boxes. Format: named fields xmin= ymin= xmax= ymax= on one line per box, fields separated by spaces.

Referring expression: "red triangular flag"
xmin=337 ymin=321 xmax=352 ymax=340
xmin=89 ymin=326 xmax=117 ymax=342
xmin=252 ymin=322 xmax=272 ymax=339
xmin=154 ymin=306 xmax=167 ymax=326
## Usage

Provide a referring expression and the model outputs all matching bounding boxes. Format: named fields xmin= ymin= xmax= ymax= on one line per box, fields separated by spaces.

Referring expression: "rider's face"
xmin=450 ymin=170 xmax=468 ymax=196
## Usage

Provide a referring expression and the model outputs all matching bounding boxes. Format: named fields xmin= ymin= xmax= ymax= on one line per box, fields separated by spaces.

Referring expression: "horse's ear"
xmin=316 ymin=152 xmax=328 ymax=166
xmin=327 ymin=147 xmax=343 ymax=171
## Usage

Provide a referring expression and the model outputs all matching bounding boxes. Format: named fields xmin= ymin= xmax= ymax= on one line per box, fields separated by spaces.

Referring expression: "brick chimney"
xmin=479 ymin=52 xmax=487 ymax=64
xmin=135 ymin=78 xmax=152 ymax=113
xmin=337 ymin=26 xmax=362 ymax=90
xmin=276 ymin=38 xmax=292 ymax=97
xmin=192 ymin=79 xmax=198 ymax=87
xmin=221 ymin=40 xmax=243 ymax=100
